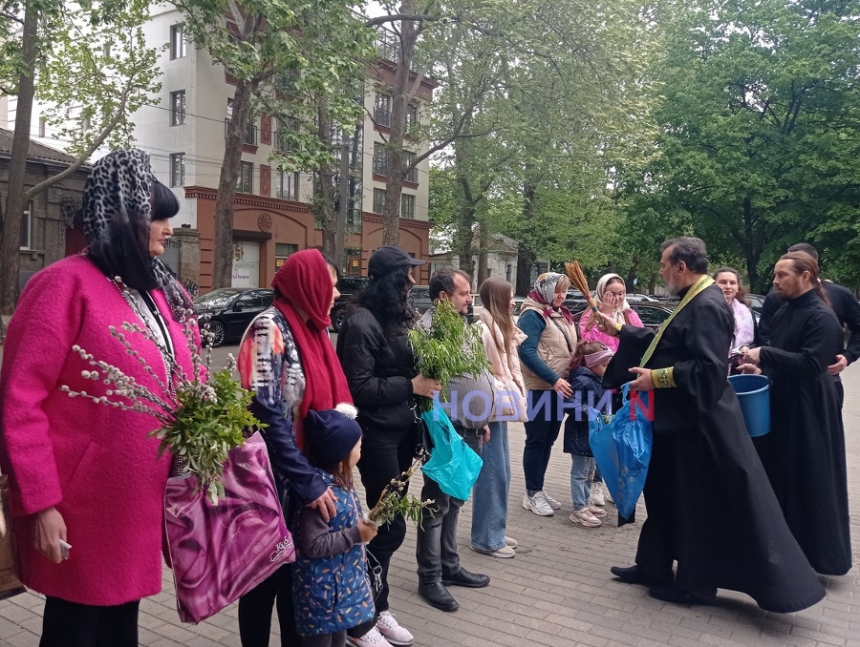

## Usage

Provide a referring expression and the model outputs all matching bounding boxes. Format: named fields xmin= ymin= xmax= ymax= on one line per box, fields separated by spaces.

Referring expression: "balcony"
xmin=224 ymin=119 xmax=258 ymax=146
xmin=374 ymin=107 xmax=391 ymax=128
xmin=372 ymin=155 xmax=388 ymax=177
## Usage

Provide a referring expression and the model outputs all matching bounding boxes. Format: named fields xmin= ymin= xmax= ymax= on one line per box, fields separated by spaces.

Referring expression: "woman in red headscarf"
xmin=236 ymin=249 xmax=353 ymax=647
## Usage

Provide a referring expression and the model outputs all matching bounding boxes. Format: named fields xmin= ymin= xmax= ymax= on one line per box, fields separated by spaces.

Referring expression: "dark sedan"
xmin=573 ymin=303 xmax=673 ymax=332
xmin=194 ymin=287 xmax=275 ymax=347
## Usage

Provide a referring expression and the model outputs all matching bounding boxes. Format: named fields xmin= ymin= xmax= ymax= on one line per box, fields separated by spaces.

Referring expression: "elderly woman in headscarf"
xmin=579 ymin=273 xmax=643 ymax=352
xmin=0 ymin=150 xmax=196 ymax=646
xmin=236 ymin=249 xmax=357 ymax=647
xmin=517 ymin=272 xmax=577 ymax=518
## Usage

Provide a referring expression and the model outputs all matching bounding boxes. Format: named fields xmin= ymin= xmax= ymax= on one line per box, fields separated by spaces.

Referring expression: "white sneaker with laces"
xmin=376 ymin=610 xmax=414 ymax=646
xmin=346 ymin=627 xmax=393 ymax=647
xmin=604 ymin=484 xmax=614 ymax=504
xmin=523 ymin=492 xmax=554 ymax=516
xmin=541 ymin=490 xmax=562 ymax=510
xmin=589 ymin=484 xmax=606 ymax=506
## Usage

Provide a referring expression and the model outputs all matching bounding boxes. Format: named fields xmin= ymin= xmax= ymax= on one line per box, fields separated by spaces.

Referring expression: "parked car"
xmin=573 ymin=303 xmax=673 ymax=332
xmin=194 ymin=287 xmax=275 ymax=347
xmin=748 ymin=294 xmax=766 ymax=315
xmin=409 ymin=285 xmax=434 ymax=316
xmin=330 ymin=276 xmax=370 ymax=332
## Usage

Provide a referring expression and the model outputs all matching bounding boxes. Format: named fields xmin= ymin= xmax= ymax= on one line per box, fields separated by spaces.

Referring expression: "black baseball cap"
xmin=368 ymin=245 xmax=426 ymax=279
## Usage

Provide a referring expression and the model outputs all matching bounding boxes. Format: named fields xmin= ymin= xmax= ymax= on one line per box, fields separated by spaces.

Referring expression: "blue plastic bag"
xmin=588 ymin=384 xmax=653 ymax=518
xmin=420 ymin=407 xmax=483 ymax=501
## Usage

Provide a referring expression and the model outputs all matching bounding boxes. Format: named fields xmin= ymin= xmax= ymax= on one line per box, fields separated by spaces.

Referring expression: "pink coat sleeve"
xmin=0 ymin=267 xmax=84 ymax=515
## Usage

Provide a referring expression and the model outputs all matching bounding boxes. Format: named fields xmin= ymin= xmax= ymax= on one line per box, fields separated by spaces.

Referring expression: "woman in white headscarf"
xmin=579 ymin=273 xmax=643 ymax=352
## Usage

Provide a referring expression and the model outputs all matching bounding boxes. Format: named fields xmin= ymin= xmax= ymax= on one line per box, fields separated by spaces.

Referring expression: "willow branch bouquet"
xmin=60 ymin=278 xmax=266 ymax=504
xmin=407 ymin=299 xmax=489 ymax=413
xmin=368 ymin=452 xmax=434 ymax=528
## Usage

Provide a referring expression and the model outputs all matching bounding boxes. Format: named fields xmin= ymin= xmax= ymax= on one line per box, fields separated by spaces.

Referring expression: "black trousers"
xmin=348 ymin=422 xmax=418 ymax=638
xmin=40 ymin=597 xmax=139 ymax=647
xmin=238 ymin=564 xmax=300 ymax=647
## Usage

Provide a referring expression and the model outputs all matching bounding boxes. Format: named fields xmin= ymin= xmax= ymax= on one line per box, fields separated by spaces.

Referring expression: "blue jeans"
xmin=570 ymin=455 xmax=596 ymax=510
xmin=471 ymin=421 xmax=510 ymax=552
xmin=523 ymin=390 xmax=567 ymax=493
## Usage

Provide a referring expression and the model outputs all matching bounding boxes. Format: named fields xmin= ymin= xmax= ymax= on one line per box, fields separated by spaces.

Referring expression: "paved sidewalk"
xmin=1 ymin=365 xmax=859 ymax=646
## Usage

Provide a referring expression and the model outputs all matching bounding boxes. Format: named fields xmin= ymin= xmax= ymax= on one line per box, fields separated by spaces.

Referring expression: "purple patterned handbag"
xmin=164 ymin=432 xmax=295 ymax=623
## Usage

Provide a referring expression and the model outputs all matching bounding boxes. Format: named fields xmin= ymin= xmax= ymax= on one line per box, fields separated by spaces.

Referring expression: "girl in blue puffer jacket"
xmin=564 ymin=341 xmax=614 ymax=528
xmin=293 ymin=407 xmax=377 ymax=647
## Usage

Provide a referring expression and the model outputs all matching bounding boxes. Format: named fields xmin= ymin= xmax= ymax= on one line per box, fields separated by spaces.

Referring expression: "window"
xmin=38 ymin=117 xmax=46 ymax=138
xmin=19 ymin=202 xmax=32 ymax=250
xmin=275 ymin=243 xmax=299 ymax=270
xmin=171 ymin=90 xmax=186 ymax=126
xmin=401 ymin=194 xmax=415 ymax=220
xmin=403 ymin=151 xmax=418 ymax=183
xmin=237 ymin=162 xmax=253 ymax=193
xmin=102 ymin=42 xmax=111 ymax=59
xmin=81 ymin=115 xmax=91 ymax=132
xmin=170 ymin=24 xmax=186 ymax=59
xmin=506 ymin=264 xmax=512 ymax=283
xmin=276 ymin=116 xmax=300 ymax=153
xmin=406 ymin=104 xmax=418 ymax=132
xmin=226 ymin=98 xmax=233 ymax=120
xmin=373 ymin=188 xmax=386 ymax=214
xmin=374 ymin=94 xmax=391 ymax=127
xmin=225 ymin=99 xmax=257 ymax=145
xmin=170 ymin=153 xmax=185 ymax=187
xmin=275 ymin=169 xmax=299 ymax=200
xmin=373 ymin=143 xmax=388 ymax=176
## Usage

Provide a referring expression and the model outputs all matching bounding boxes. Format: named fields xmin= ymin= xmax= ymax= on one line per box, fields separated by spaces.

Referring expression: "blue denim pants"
xmin=470 ymin=421 xmax=510 ymax=552
xmin=570 ymin=454 xmax=596 ymax=511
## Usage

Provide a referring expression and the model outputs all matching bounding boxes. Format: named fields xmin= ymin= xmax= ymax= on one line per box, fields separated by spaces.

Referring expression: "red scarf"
xmin=272 ymin=250 xmax=353 ymax=448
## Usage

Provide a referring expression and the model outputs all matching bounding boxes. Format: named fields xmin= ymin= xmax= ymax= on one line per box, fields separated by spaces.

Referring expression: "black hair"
xmin=429 ymin=268 xmax=471 ymax=301
xmin=661 ymin=237 xmax=709 ymax=274
xmin=151 ymin=179 xmax=179 ymax=220
xmin=787 ymin=243 xmax=818 ymax=261
xmin=357 ymin=265 xmax=413 ymax=334
xmin=322 ymin=253 xmax=340 ymax=279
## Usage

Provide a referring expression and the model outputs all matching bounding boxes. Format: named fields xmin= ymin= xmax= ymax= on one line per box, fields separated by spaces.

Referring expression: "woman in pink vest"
xmin=0 ymin=150 xmax=196 ymax=646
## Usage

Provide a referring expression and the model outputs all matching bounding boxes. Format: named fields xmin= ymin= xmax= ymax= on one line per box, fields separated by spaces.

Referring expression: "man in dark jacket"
xmin=415 ymin=269 xmax=495 ymax=613
xmin=757 ymin=243 xmax=860 ymax=409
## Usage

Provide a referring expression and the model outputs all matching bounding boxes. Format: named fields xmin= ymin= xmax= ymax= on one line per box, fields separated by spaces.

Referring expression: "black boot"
xmin=610 ymin=565 xmax=670 ymax=586
xmin=418 ymin=582 xmax=459 ymax=612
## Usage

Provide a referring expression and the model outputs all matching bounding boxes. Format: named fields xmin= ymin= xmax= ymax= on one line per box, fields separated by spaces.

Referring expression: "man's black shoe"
xmin=441 ymin=568 xmax=490 ymax=588
xmin=648 ymin=584 xmax=717 ymax=606
xmin=610 ymin=565 xmax=666 ymax=586
xmin=418 ymin=582 xmax=459 ymax=612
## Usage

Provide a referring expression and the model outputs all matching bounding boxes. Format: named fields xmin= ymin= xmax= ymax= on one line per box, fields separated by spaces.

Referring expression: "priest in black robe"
xmin=740 ymin=251 xmax=851 ymax=576
xmin=601 ymin=237 xmax=824 ymax=612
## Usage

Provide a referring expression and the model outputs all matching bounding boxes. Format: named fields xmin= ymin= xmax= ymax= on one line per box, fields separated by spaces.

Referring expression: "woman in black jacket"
xmin=336 ymin=246 xmax=439 ymax=647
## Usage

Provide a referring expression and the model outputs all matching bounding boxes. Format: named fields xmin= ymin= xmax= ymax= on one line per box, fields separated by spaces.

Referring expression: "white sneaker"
xmin=376 ymin=610 xmax=414 ymax=646
xmin=569 ymin=508 xmax=603 ymax=527
xmin=604 ymin=484 xmax=614 ymax=503
xmin=347 ymin=627 xmax=393 ymax=647
xmin=523 ymin=492 xmax=554 ymax=516
xmin=541 ymin=490 xmax=562 ymax=510
xmin=586 ymin=505 xmax=607 ymax=518
xmin=590 ymin=484 xmax=606 ymax=506
xmin=504 ymin=536 xmax=518 ymax=549
xmin=470 ymin=543 xmax=516 ymax=558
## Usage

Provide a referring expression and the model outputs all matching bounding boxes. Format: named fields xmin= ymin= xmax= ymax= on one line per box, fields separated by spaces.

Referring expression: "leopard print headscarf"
xmin=83 ymin=149 xmax=193 ymax=321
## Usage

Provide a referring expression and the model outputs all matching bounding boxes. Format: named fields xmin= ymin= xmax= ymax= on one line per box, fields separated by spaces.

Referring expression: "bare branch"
xmin=364 ymin=13 xmax=450 ymax=28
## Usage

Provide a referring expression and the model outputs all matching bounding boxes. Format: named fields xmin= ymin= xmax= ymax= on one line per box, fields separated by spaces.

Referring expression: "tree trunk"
xmin=314 ymin=105 xmax=337 ymax=259
xmin=0 ymin=2 xmax=38 ymax=315
xmin=515 ymin=180 xmax=539 ymax=296
xmin=335 ymin=132 xmax=350 ymax=271
xmin=476 ymin=223 xmax=489 ymax=288
xmin=381 ymin=0 xmax=419 ymax=246
xmin=212 ymin=79 xmax=254 ymax=289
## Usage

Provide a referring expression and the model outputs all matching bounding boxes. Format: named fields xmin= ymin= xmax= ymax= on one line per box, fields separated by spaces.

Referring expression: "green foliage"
xmin=1 ymin=0 xmax=162 ymax=154
xmin=175 ymin=0 xmax=374 ymax=174
xmin=367 ymin=455 xmax=434 ymax=528
xmin=619 ymin=0 xmax=860 ymax=290
xmin=152 ymin=367 xmax=265 ymax=505
xmin=408 ymin=300 xmax=489 ymax=412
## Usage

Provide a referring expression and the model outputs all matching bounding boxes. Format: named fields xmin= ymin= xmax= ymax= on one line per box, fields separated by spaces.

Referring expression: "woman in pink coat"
xmin=0 ymin=150 xmax=196 ymax=646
